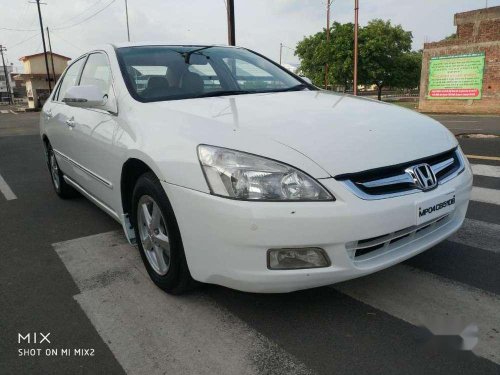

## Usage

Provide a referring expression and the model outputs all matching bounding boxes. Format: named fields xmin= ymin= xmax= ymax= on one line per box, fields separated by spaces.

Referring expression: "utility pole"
xmin=325 ymin=0 xmax=332 ymax=90
xmin=32 ymin=0 xmax=52 ymax=92
xmin=125 ymin=0 xmax=130 ymax=41
xmin=279 ymin=43 xmax=283 ymax=65
xmin=0 ymin=46 xmax=13 ymax=104
xmin=227 ymin=0 xmax=235 ymax=46
xmin=353 ymin=0 xmax=359 ymax=96
xmin=46 ymin=27 xmax=56 ymax=85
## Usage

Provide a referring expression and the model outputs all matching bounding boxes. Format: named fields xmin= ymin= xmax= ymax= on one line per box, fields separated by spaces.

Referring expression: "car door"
xmin=45 ymin=56 xmax=86 ymax=181
xmin=62 ymin=52 xmax=120 ymax=210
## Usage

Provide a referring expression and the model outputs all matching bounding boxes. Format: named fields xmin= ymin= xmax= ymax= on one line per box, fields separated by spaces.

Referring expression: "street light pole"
xmin=325 ymin=0 xmax=332 ymax=90
xmin=34 ymin=0 xmax=52 ymax=92
xmin=279 ymin=43 xmax=283 ymax=65
xmin=353 ymin=0 xmax=359 ymax=96
xmin=125 ymin=0 xmax=130 ymax=41
xmin=0 ymin=45 xmax=13 ymax=104
xmin=227 ymin=0 xmax=235 ymax=46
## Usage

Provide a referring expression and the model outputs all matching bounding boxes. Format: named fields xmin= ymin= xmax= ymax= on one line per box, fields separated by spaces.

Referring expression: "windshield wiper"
xmin=192 ymin=90 xmax=252 ymax=98
xmin=277 ymin=84 xmax=309 ymax=92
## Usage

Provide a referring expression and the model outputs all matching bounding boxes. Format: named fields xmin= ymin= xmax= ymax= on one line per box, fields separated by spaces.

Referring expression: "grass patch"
xmin=385 ymin=101 xmax=419 ymax=110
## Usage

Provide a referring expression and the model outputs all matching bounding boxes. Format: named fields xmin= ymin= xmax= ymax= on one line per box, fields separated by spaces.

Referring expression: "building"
xmin=15 ymin=52 xmax=71 ymax=109
xmin=10 ymin=71 xmax=27 ymax=102
xmin=0 ymin=64 xmax=14 ymax=103
xmin=418 ymin=6 xmax=500 ymax=114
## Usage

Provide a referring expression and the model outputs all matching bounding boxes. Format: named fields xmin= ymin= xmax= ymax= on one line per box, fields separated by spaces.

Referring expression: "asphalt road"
xmin=428 ymin=114 xmax=500 ymax=136
xmin=0 ymin=111 xmax=499 ymax=375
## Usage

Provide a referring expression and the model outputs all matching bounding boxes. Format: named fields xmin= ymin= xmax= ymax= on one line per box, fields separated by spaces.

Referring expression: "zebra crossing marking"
xmin=471 ymin=186 xmax=500 ymax=206
xmin=471 ymin=164 xmax=500 ymax=178
xmin=334 ymin=265 xmax=500 ymax=364
xmin=448 ymin=218 xmax=500 ymax=254
xmin=53 ymin=231 xmax=313 ymax=375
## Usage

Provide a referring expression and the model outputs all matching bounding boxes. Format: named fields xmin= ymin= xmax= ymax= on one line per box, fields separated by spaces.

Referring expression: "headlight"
xmin=197 ymin=145 xmax=334 ymax=201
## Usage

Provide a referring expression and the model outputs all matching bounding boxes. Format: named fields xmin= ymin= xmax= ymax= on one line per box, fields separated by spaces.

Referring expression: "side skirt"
xmin=63 ymin=175 xmax=136 ymax=245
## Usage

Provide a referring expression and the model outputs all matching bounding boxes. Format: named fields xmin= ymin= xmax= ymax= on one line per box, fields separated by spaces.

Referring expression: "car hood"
xmin=146 ymin=90 xmax=457 ymax=176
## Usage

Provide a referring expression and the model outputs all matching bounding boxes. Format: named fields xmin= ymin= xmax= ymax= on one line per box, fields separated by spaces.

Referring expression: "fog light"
xmin=267 ymin=248 xmax=330 ymax=270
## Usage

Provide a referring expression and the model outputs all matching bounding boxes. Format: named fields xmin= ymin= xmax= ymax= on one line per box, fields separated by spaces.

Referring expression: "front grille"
xmin=337 ymin=148 xmax=465 ymax=200
xmin=346 ymin=214 xmax=451 ymax=261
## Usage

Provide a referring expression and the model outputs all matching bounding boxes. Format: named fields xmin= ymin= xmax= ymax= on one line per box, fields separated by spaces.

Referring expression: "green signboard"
xmin=427 ymin=52 xmax=485 ymax=100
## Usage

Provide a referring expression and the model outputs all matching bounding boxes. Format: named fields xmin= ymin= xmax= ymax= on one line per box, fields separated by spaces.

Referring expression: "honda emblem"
xmin=405 ymin=163 xmax=438 ymax=191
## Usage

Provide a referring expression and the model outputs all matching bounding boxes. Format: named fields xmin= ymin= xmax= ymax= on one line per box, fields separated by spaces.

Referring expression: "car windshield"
xmin=116 ymin=45 xmax=308 ymax=102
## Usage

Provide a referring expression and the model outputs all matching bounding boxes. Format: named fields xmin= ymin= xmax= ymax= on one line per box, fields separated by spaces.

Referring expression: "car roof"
xmin=110 ymin=42 xmax=240 ymax=49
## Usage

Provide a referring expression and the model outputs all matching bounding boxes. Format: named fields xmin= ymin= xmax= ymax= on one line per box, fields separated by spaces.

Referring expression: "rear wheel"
xmin=45 ymin=142 xmax=78 ymax=198
xmin=132 ymin=172 xmax=195 ymax=294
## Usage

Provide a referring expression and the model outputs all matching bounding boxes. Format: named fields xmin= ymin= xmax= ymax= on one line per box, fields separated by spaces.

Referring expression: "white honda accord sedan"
xmin=40 ymin=43 xmax=472 ymax=294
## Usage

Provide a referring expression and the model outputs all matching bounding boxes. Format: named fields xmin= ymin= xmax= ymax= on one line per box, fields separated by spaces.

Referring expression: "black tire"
xmin=132 ymin=171 xmax=196 ymax=294
xmin=44 ymin=141 xmax=79 ymax=199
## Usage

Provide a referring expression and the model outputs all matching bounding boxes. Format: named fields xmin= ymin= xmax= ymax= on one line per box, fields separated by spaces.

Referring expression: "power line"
xmin=53 ymin=0 xmax=104 ymax=28
xmin=13 ymin=2 xmax=30 ymax=30
xmin=7 ymin=33 xmax=39 ymax=49
xmin=50 ymin=31 xmax=84 ymax=54
xmin=52 ymin=0 xmax=117 ymax=30
xmin=0 ymin=6 xmax=38 ymax=32
xmin=0 ymin=27 xmax=38 ymax=32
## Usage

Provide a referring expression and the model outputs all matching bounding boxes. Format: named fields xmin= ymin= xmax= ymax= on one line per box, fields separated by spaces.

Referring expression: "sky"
xmin=1 ymin=0 xmax=498 ymax=71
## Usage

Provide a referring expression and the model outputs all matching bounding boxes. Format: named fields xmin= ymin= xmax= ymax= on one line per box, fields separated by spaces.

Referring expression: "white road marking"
xmin=0 ymin=110 xmax=8 ymax=114
xmin=9 ymin=110 xmax=17 ymax=115
xmin=0 ymin=173 xmax=17 ymax=200
xmin=53 ymin=231 xmax=313 ymax=375
xmin=471 ymin=186 xmax=500 ymax=205
xmin=334 ymin=265 xmax=500 ymax=364
xmin=471 ymin=164 xmax=500 ymax=178
xmin=448 ymin=218 xmax=500 ymax=253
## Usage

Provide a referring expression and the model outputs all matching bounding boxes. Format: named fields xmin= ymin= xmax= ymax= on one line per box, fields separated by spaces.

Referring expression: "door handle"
xmin=66 ymin=118 xmax=75 ymax=128
xmin=45 ymin=109 xmax=52 ymax=119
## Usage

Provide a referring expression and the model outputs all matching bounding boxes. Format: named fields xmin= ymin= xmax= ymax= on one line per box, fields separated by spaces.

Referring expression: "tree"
xmin=295 ymin=31 xmax=327 ymax=87
xmin=295 ymin=19 xmax=422 ymax=99
xmin=393 ymin=50 xmax=422 ymax=91
xmin=295 ymin=22 xmax=361 ymax=90
xmin=328 ymin=22 xmax=359 ymax=91
xmin=359 ymin=19 xmax=415 ymax=100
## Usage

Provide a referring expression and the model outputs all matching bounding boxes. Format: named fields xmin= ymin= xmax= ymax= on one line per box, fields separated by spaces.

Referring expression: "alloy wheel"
xmin=49 ymin=151 xmax=60 ymax=190
xmin=137 ymin=195 xmax=171 ymax=275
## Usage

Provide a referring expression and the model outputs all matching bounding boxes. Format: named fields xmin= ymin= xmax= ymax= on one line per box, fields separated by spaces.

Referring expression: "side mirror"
xmin=301 ymin=77 xmax=313 ymax=85
xmin=62 ymin=85 xmax=105 ymax=108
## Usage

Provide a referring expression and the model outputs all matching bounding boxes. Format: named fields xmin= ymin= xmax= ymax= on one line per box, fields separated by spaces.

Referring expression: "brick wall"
xmin=418 ymin=6 xmax=500 ymax=114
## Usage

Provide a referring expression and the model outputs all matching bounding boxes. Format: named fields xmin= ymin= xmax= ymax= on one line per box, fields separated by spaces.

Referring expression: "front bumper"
xmin=162 ymin=165 xmax=472 ymax=293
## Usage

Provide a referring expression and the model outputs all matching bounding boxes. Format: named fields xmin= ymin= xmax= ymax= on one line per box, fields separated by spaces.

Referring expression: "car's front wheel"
xmin=132 ymin=172 xmax=195 ymax=294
